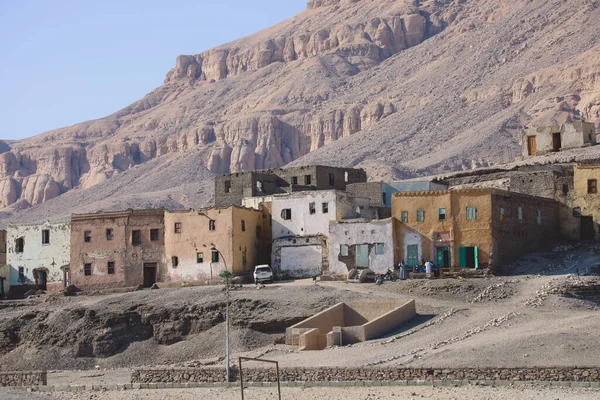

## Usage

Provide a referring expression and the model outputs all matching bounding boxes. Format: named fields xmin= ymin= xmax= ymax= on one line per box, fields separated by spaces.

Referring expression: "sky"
xmin=0 ymin=0 xmax=307 ymax=141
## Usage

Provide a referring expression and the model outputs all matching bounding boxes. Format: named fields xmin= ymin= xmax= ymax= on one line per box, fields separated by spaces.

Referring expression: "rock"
xmin=150 ymin=283 xmax=160 ymax=290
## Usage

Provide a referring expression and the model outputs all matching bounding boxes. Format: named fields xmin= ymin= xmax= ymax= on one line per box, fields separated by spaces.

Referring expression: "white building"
xmin=7 ymin=220 xmax=71 ymax=294
xmin=271 ymin=190 xmax=370 ymax=278
xmin=329 ymin=218 xmax=394 ymax=275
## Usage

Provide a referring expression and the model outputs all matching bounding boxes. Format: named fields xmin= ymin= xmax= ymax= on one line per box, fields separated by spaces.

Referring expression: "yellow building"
xmin=392 ymin=189 xmax=559 ymax=274
xmin=570 ymin=162 xmax=600 ymax=240
xmin=164 ymin=206 xmax=271 ymax=283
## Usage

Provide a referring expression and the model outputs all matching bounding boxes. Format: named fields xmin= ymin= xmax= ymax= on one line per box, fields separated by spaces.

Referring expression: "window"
xmin=242 ymin=251 xmax=247 ymax=265
xmin=588 ymin=179 xmax=598 ymax=194
xmin=304 ymin=175 xmax=312 ymax=185
xmin=197 ymin=252 xmax=204 ymax=263
xmin=172 ymin=256 xmax=179 ymax=267
xmin=150 ymin=228 xmax=159 ymax=241
xmin=499 ymin=208 xmax=505 ymax=221
xmin=209 ymin=220 xmax=216 ymax=231
xmin=417 ymin=209 xmax=424 ymax=222
xmin=256 ymin=181 xmax=262 ymax=191
xmin=309 ymin=202 xmax=316 ymax=215
xmin=536 ymin=210 xmax=542 ymax=225
xmin=401 ymin=211 xmax=408 ymax=223
xmin=382 ymin=192 xmax=387 ymax=206
xmin=322 ymin=202 xmax=329 ymax=213
xmin=224 ymin=180 xmax=232 ymax=193
xmin=281 ymin=209 xmax=292 ymax=220
xmin=329 ymin=173 xmax=335 ymax=186
xmin=518 ymin=207 xmax=524 ymax=221
xmin=15 ymin=237 xmax=24 ymax=253
xmin=256 ymin=226 xmax=262 ymax=238
xmin=340 ymin=244 xmax=349 ymax=256
xmin=211 ymin=250 xmax=219 ymax=262
xmin=376 ymin=243 xmax=385 ymax=255
xmin=241 ymin=220 xmax=246 ymax=232
xmin=42 ymin=229 xmax=50 ymax=245
xmin=174 ymin=222 xmax=182 ymax=233
xmin=291 ymin=176 xmax=298 ymax=185
xmin=132 ymin=230 xmax=141 ymax=246
xmin=466 ymin=207 xmax=477 ymax=220
xmin=438 ymin=208 xmax=447 ymax=221
xmin=106 ymin=228 xmax=114 ymax=241
xmin=84 ymin=263 xmax=92 ymax=276
xmin=344 ymin=171 xmax=349 ymax=182
xmin=18 ymin=266 xmax=25 ymax=282
xmin=107 ymin=261 xmax=115 ymax=275
xmin=84 ymin=231 xmax=92 ymax=243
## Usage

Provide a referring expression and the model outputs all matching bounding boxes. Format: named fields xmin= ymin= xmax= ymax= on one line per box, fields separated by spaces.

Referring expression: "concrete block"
xmin=70 ymin=385 xmax=86 ymax=391
xmin=172 ymin=383 xmax=183 ymax=389
xmin=140 ymin=383 xmax=149 ymax=389
xmin=147 ymin=383 xmax=158 ymax=389
xmin=571 ymin=381 xmax=591 ymax=388
xmin=131 ymin=383 xmax=141 ymax=389
xmin=37 ymin=386 xmax=55 ymax=392
xmin=105 ymin=385 xmax=118 ymax=391
xmin=589 ymin=381 xmax=600 ymax=388
xmin=54 ymin=385 xmax=70 ymax=391
xmin=156 ymin=383 xmax=166 ymax=389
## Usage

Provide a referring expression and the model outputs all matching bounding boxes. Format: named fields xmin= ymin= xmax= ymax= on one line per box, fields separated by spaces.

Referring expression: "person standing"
xmin=399 ymin=260 xmax=408 ymax=280
xmin=425 ymin=260 xmax=433 ymax=279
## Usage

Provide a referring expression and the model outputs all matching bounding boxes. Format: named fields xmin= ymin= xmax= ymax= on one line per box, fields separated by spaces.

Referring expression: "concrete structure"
xmin=392 ymin=189 xmax=559 ymax=274
xmin=215 ymin=165 xmax=367 ymax=208
xmin=521 ymin=122 xmax=596 ymax=157
xmin=347 ymin=181 xmax=448 ymax=210
xmin=329 ymin=218 xmax=394 ymax=275
xmin=271 ymin=190 xmax=370 ymax=278
xmin=568 ymin=161 xmax=600 ymax=240
xmin=6 ymin=220 xmax=71 ymax=295
xmin=164 ymin=206 xmax=271 ymax=283
xmin=70 ymin=209 xmax=165 ymax=290
xmin=286 ymin=300 xmax=416 ymax=350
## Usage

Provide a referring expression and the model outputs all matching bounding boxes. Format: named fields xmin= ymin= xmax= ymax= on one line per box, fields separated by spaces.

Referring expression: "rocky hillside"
xmin=1 ymin=0 xmax=600 ymax=224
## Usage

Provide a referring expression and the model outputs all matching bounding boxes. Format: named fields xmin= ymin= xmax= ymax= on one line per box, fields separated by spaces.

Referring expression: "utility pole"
xmin=213 ymin=244 xmax=232 ymax=385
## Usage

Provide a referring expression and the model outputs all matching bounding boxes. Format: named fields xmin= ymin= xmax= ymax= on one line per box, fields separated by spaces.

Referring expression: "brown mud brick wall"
xmin=132 ymin=367 xmax=600 ymax=383
xmin=0 ymin=371 xmax=47 ymax=387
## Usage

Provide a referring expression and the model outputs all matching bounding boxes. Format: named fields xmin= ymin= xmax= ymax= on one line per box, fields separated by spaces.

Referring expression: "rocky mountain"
xmin=1 ymin=0 xmax=600 ymax=224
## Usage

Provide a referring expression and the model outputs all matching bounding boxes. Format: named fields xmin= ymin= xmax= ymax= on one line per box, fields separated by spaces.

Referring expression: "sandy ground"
xmin=2 ymin=385 xmax=599 ymax=400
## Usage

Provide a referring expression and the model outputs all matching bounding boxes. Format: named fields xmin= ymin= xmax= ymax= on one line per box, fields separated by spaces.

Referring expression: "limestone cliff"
xmin=1 ymin=0 xmax=600 ymax=223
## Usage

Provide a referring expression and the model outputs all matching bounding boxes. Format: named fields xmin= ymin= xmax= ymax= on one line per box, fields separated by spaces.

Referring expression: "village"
xmin=0 ymin=122 xmax=598 ymax=297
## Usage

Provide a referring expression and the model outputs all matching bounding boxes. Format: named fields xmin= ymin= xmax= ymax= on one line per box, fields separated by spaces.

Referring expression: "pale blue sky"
xmin=0 ymin=0 xmax=306 ymax=140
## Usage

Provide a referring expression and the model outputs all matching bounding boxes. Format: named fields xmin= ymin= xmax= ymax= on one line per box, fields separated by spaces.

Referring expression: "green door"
xmin=407 ymin=245 xmax=419 ymax=267
xmin=355 ymin=244 xmax=369 ymax=268
xmin=474 ymin=246 xmax=479 ymax=269
xmin=459 ymin=247 xmax=467 ymax=268
xmin=436 ymin=246 xmax=450 ymax=268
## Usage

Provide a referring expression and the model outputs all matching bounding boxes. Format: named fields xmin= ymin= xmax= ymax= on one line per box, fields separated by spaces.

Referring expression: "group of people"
xmin=397 ymin=259 xmax=435 ymax=280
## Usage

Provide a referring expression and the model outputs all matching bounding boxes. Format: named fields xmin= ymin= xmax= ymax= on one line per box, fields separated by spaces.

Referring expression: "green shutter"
xmin=459 ymin=247 xmax=467 ymax=268
xmin=474 ymin=246 xmax=479 ymax=269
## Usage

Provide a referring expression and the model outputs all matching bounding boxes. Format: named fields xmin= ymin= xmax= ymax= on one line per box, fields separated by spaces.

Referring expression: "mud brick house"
xmin=568 ymin=161 xmax=600 ymax=240
xmin=70 ymin=209 xmax=165 ymax=290
xmin=0 ymin=229 xmax=7 ymax=297
xmin=6 ymin=220 xmax=71 ymax=296
xmin=271 ymin=190 xmax=369 ymax=278
xmin=329 ymin=218 xmax=394 ymax=275
xmin=164 ymin=206 xmax=271 ymax=283
xmin=214 ymin=165 xmax=367 ymax=208
xmin=392 ymin=189 xmax=559 ymax=274
xmin=521 ymin=122 xmax=596 ymax=157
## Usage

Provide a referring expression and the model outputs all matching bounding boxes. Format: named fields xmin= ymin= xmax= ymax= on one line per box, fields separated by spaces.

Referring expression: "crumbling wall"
xmin=272 ymin=236 xmax=328 ymax=279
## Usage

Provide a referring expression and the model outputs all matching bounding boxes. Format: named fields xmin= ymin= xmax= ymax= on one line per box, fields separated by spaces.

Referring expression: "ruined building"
xmin=164 ymin=206 xmax=271 ymax=283
xmin=214 ymin=165 xmax=367 ymax=208
xmin=70 ymin=209 xmax=165 ymax=290
xmin=521 ymin=122 xmax=596 ymax=157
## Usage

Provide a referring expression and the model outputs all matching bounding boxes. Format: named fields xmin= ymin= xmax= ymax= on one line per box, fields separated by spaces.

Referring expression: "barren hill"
xmin=2 ymin=0 xmax=600 ymax=224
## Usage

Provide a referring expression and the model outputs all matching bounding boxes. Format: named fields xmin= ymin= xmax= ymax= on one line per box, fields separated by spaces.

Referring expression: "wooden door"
xmin=355 ymin=245 xmax=369 ymax=268
xmin=527 ymin=136 xmax=537 ymax=156
xmin=143 ymin=263 xmax=157 ymax=287
xmin=407 ymin=245 xmax=419 ymax=267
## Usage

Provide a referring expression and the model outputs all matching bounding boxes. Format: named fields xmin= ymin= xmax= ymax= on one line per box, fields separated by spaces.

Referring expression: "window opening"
xmin=42 ymin=229 xmax=50 ymax=245
xmin=466 ymin=207 xmax=477 ymax=220
xmin=84 ymin=263 xmax=92 ymax=276
xmin=304 ymin=175 xmax=312 ymax=185
xmin=417 ymin=209 xmax=424 ymax=222
xmin=329 ymin=173 xmax=335 ymax=186
xmin=107 ymin=261 xmax=115 ymax=275
xmin=150 ymin=228 xmax=159 ymax=241
xmin=322 ymin=202 xmax=329 ymax=213
xmin=197 ymin=252 xmax=204 ymax=263
xmin=438 ymin=208 xmax=447 ymax=221
xmin=309 ymin=202 xmax=316 ymax=215
xmin=588 ymin=179 xmax=598 ymax=194
xmin=291 ymin=176 xmax=298 ymax=185
xmin=106 ymin=228 xmax=114 ymax=241
xmin=340 ymin=244 xmax=349 ymax=256
xmin=172 ymin=256 xmax=179 ymax=267
xmin=209 ymin=220 xmax=216 ymax=231
xmin=401 ymin=211 xmax=408 ymax=223
xmin=281 ymin=209 xmax=292 ymax=220
xmin=84 ymin=231 xmax=92 ymax=243
xmin=376 ymin=243 xmax=385 ymax=254
xmin=132 ymin=230 xmax=141 ymax=246
xmin=174 ymin=222 xmax=182 ymax=233
xmin=241 ymin=220 xmax=246 ymax=232
xmin=224 ymin=180 xmax=232 ymax=193
xmin=211 ymin=250 xmax=219 ymax=262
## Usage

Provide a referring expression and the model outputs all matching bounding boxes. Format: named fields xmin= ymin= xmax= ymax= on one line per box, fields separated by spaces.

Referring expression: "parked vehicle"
xmin=253 ymin=265 xmax=273 ymax=284
xmin=385 ymin=269 xmax=398 ymax=282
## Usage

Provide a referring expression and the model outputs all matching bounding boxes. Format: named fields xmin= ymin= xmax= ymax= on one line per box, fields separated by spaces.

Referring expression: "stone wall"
xmin=0 ymin=371 xmax=47 ymax=387
xmin=132 ymin=366 xmax=600 ymax=383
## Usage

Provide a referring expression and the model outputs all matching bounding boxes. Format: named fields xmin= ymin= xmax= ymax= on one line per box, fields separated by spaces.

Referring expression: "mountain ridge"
xmin=1 ymin=0 xmax=599 ymax=225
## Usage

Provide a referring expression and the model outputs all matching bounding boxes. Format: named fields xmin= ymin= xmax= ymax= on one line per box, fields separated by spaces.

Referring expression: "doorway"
xmin=436 ymin=246 xmax=451 ymax=268
xmin=407 ymin=245 xmax=419 ymax=268
xmin=355 ymin=245 xmax=369 ymax=268
xmin=37 ymin=270 xmax=47 ymax=290
xmin=63 ymin=268 xmax=71 ymax=288
xmin=527 ymin=136 xmax=537 ymax=156
xmin=552 ymin=132 xmax=562 ymax=152
xmin=459 ymin=247 xmax=479 ymax=268
xmin=143 ymin=263 xmax=157 ymax=287
xmin=580 ymin=217 xmax=596 ymax=240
